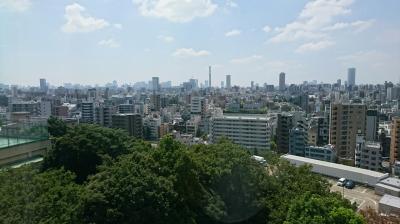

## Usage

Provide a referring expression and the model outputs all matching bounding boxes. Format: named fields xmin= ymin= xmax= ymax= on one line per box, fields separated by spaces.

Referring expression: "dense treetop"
xmin=0 ymin=119 xmax=368 ymax=223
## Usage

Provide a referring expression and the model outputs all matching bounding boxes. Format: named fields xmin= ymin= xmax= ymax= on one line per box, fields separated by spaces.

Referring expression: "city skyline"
xmin=1 ymin=0 xmax=400 ymax=86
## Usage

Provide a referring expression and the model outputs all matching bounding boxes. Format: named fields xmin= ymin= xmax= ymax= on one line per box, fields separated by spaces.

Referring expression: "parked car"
xmin=345 ymin=180 xmax=355 ymax=189
xmin=337 ymin=177 xmax=347 ymax=187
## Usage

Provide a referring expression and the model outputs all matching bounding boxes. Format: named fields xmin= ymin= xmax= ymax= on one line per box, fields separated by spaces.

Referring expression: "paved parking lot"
xmin=327 ymin=179 xmax=381 ymax=211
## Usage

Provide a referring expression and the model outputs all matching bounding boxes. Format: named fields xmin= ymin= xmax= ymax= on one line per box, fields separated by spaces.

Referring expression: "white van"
xmin=337 ymin=178 xmax=347 ymax=186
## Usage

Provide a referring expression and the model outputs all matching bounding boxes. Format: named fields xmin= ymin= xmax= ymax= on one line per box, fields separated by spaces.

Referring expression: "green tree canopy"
xmin=47 ymin=116 xmax=68 ymax=137
xmin=42 ymin=124 xmax=147 ymax=182
xmin=0 ymin=167 xmax=85 ymax=224
xmin=284 ymin=192 xmax=364 ymax=224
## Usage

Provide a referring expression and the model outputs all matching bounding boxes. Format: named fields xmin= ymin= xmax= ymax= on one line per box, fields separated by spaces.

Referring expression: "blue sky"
xmin=1 ymin=0 xmax=399 ymax=86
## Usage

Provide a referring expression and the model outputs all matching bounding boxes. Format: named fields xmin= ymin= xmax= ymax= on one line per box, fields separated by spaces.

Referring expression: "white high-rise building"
xmin=211 ymin=114 xmax=272 ymax=153
xmin=81 ymin=101 xmax=96 ymax=123
xmin=191 ymin=96 xmax=205 ymax=115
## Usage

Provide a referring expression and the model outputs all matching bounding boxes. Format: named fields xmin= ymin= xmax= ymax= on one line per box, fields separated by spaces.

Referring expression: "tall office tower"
xmin=277 ymin=113 xmax=294 ymax=154
xmin=279 ymin=72 xmax=286 ymax=91
xmin=308 ymin=116 xmax=329 ymax=146
xmin=81 ymin=101 xmax=96 ymax=123
xmin=112 ymin=113 xmax=143 ymax=139
xmin=226 ymin=75 xmax=231 ymax=89
xmin=190 ymin=95 xmax=206 ymax=115
xmin=40 ymin=78 xmax=47 ymax=92
xmin=151 ymin=93 xmax=161 ymax=111
xmin=88 ymin=88 xmax=97 ymax=100
xmin=189 ymin=79 xmax=198 ymax=89
xmin=251 ymin=81 xmax=254 ymax=89
xmin=347 ymin=68 xmax=356 ymax=87
xmin=366 ymin=110 xmax=378 ymax=141
xmin=337 ymin=79 xmax=341 ymax=87
xmin=211 ymin=114 xmax=272 ymax=154
xmin=208 ymin=66 xmax=212 ymax=88
xmin=152 ymin=77 xmax=160 ymax=92
xmin=390 ymin=117 xmax=400 ymax=164
xmin=289 ymin=126 xmax=308 ymax=157
xmin=387 ymin=87 xmax=394 ymax=101
xmin=221 ymin=81 xmax=224 ymax=88
xmin=96 ymin=104 xmax=117 ymax=127
xmin=329 ymin=103 xmax=366 ymax=165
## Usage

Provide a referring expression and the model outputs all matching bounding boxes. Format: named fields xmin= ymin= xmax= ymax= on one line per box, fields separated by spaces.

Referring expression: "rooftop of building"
xmin=379 ymin=177 xmax=400 ymax=188
xmin=365 ymin=141 xmax=382 ymax=148
xmin=282 ymin=154 xmax=388 ymax=178
xmin=216 ymin=114 xmax=270 ymax=120
xmin=380 ymin=194 xmax=400 ymax=208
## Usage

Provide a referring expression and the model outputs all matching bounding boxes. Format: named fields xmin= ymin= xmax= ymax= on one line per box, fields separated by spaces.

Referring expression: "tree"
xmin=190 ymin=140 xmax=269 ymax=223
xmin=82 ymin=137 xmax=202 ymax=224
xmin=0 ymin=133 xmax=363 ymax=224
xmin=0 ymin=166 xmax=85 ymax=224
xmin=47 ymin=116 xmax=68 ymax=137
xmin=284 ymin=192 xmax=364 ymax=224
xmin=42 ymin=124 xmax=144 ymax=183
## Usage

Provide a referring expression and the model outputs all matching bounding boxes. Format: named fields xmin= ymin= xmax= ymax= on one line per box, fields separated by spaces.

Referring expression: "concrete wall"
xmin=379 ymin=202 xmax=400 ymax=216
xmin=0 ymin=140 xmax=50 ymax=166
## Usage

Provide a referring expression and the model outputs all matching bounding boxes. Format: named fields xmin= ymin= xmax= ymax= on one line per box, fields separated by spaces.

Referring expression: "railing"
xmin=0 ymin=119 xmax=49 ymax=149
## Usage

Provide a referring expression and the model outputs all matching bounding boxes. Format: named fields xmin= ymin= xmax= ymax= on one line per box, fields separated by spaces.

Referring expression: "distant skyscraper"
xmin=209 ymin=66 xmax=212 ymax=88
xmin=226 ymin=75 xmax=231 ymax=89
xmin=251 ymin=81 xmax=254 ymax=89
xmin=221 ymin=81 xmax=224 ymax=88
xmin=40 ymin=78 xmax=47 ymax=92
xmin=279 ymin=72 xmax=286 ymax=91
xmin=347 ymin=68 xmax=356 ymax=87
xmin=337 ymin=79 xmax=341 ymax=87
xmin=152 ymin=77 xmax=160 ymax=92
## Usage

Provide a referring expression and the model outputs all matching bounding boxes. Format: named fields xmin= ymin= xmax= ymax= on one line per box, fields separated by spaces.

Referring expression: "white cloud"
xmin=158 ymin=35 xmax=175 ymax=43
xmin=295 ymin=40 xmax=334 ymax=53
xmin=225 ymin=29 xmax=241 ymax=37
xmin=114 ymin=23 xmax=123 ymax=29
xmin=269 ymin=0 xmax=354 ymax=43
xmin=230 ymin=55 xmax=263 ymax=64
xmin=226 ymin=0 xmax=237 ymax=8
xmin=133 ymin=0 xmax=217 ymax=23
xmin=98 ymin=39 xmax=120 ymax=48
xmin=62 ymin=3 xmax=109 ymax=33
xmin=0 ymin=0 xmax=31 ymax=12
xmin=323 ymin=19 xmax=374 ymax=32
xmin=262 ymin=25 xmax=271 ymax=33
xmin=172 ymin=48 xmax=210 ymax=57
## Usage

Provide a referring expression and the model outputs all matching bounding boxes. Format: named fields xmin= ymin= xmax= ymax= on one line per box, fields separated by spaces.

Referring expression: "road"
xmin=328 ymin=179 xmax=381 ymax=211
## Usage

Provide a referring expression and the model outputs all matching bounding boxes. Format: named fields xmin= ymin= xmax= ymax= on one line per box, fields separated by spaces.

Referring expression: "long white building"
xmin=211 ymin=114 xmax=272 ymax=153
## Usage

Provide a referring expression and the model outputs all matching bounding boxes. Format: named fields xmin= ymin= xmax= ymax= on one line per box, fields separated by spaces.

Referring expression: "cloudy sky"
xmin=1 ymin=0 xmax=399 ymax=86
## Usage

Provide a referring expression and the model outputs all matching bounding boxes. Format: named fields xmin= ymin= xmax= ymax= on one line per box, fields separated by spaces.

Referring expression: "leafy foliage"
xmin=42 ymin=124 xmax=144 ymax=182
xmin=284 ymin=192 xmax=364 ymax=224
xmin=0 ymin=167 xmax=85 ymax=224
xmin=47 ymin=116 xmax=68 ymax=137
xmin=0 ymin=125 xmax=365 ymax=224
